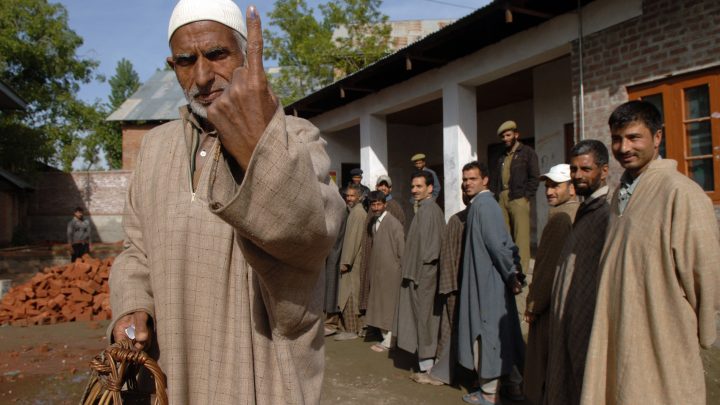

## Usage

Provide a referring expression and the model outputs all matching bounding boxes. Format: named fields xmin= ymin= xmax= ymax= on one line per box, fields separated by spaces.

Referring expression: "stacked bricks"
xmin=0 ymin=256 xmax=113 ymax=326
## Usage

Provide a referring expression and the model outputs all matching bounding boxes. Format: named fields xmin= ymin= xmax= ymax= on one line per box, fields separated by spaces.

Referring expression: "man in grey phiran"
xmin=107 ymin=0 xmax=345 ymax=404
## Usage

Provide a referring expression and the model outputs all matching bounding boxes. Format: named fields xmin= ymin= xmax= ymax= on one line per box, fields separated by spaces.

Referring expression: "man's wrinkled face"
xmin=370 ymin=200 xmax=386 ymax=216
xmin=411 ymin=176 xmax=432 ymax=202
xmin=611 ymin=121 xmax=661 ymax=177
xmin=461 ymin=168 xmax=488 ymax=199
xmin=167 ymin=21 xmax=245 ymax=118
xmin=345 ymin=189 xmax=360 ymax=208
xmin=351 ymin=176 xmax=362 ymax=185
xmin=570 ymin=154 xmax=608 ymax=198
xmin=500 ymin=130 xmax=519 ymax=148
xmin=544 ymin=179 xmax=574 ymax=207
xmin=413 ymin=159 xmax=425 ymax=170
xmin=376 ymin=182 xmax=390 ymax=195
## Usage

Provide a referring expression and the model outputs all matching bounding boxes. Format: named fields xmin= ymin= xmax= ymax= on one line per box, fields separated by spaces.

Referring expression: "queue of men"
xmin=323 ymin=101 xmax=719 ymax=405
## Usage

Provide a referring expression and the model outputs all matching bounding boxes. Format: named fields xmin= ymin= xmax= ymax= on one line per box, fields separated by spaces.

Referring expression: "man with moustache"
xmin=581 ymin=101 xmax=719 ymax=405
xmin=429 ymin=161 xmax=478 ymax=385
xmin=363 ymin=191 xmax=405 ymax=353
xmin=457 ymin=161 xmax=525 ymax=405
xmin=544 ymin=140 xmax=610 ymax=405
xmin=489 ymin=121 xmax=539 ymax=278
xmin=336 ymin=183 xmax=366 ymax=341
xmin=396 ymin=171 xmax=445 ymax=385
xmin=523 ymin=163 xmax=579 ymax=405
xmin=108 ymin=1 xmax=345 ymax=402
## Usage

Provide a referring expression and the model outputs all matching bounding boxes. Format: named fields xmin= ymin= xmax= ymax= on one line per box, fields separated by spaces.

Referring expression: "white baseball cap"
xmin=168 ymin=0 xmax=247 ymax=42
xmin=540 ymin=163 xmax=571 ymax=183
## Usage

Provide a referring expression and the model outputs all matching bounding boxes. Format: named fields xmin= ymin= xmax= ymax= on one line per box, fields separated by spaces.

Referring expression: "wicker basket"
xmin=80 ymin=340 xmax=167 ymax=405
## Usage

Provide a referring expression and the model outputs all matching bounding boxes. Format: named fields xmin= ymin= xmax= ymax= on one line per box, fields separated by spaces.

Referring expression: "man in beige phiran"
xmin=523 ymin=163 xmax=578 ymax=405
xmin=108 ymin=0 xmax=345 ymax=404
xmin=581 ymin=100 xmax=719 ymax=405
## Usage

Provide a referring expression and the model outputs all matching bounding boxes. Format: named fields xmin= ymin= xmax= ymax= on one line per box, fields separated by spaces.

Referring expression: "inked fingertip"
xmin=248 ymin=5 xmax=258 ymax=20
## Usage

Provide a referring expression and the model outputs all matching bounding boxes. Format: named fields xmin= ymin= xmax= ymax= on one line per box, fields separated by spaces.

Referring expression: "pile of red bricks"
xmin=0 ymin=256 xmax=113 ymax=326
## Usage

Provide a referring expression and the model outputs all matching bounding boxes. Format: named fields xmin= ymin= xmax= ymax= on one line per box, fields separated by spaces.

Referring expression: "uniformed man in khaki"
xmin=489 ymin=120 xmax=539 ymax=274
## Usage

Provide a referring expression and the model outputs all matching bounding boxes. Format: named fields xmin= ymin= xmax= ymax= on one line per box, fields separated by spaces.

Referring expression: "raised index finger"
xmin=245 ymin=5 xmax=265 ymax=77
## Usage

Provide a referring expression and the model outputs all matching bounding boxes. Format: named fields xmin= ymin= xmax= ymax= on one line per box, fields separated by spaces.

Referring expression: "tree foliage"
xmin=87 ymin=58 xmax=141 ymax=170
xmin=264 ymin=0 xmax=391 ymax=105
xmin=0 ymin=0 xmax=99 ymax=173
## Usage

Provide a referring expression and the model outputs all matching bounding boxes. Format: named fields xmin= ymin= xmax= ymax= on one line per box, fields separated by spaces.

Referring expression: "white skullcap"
xmin=168 ymin=0 xmax=247 ymax=42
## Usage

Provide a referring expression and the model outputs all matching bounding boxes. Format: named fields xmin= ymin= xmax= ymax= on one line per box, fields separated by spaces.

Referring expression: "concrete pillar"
xmin=442 ymin=83 xmax=478 ymax=220
xmin=532 ymin=57 xmax=573 ymax=235
xmin=360 ymin=113 xmax=388 ymax=188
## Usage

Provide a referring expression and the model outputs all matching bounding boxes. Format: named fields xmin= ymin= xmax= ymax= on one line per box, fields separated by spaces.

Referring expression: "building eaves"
xmin=286 ymin=0 xmax=593 ymax=119
xmin=0 ymin=80 xmax=27 ymax=110
xmin=0 ymin=168 xmax=34 ymax=190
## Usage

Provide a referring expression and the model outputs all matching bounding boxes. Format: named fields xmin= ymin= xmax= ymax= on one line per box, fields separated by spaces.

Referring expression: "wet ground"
xmin=0 ymin=321 xmax=718 ymax=404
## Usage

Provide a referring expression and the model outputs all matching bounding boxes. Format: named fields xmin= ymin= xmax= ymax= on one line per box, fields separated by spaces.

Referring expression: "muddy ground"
xmin=0 ymin=321 xmax=718 ymax=404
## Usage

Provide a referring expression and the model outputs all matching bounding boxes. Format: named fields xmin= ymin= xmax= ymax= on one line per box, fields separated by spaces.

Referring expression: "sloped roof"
xmin=0 ymin=168 xmax=34 ymax=190
xmin=0 ymin=80 xmax=27 ymax=110
xmin=107 ymin=70 xmax=185 ymax=122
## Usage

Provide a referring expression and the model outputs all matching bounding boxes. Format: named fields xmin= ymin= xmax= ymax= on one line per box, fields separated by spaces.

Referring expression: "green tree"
xmin=0 ymin=0 xmax=99 ymax=173
xmin=264 ymin=0 xmax=391 ymax=105
xmin=88 ymin=58 xmax=141 ymax=170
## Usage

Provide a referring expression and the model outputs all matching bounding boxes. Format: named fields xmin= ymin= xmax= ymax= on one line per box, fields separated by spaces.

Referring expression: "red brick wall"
xmin=571 ymin=0 xmax=720 ymax=183
xmin=122 ymin=124 xmax=155 ymax=171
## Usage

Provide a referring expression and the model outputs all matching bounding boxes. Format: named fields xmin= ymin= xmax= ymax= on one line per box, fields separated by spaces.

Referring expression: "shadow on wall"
xmin=25 ymin=171 xmax=130 ymax=244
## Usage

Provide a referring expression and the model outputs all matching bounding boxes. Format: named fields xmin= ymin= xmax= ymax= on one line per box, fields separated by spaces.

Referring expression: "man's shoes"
xmin=409 ymin=371 xmax=444 ymax=386
xmin=333 ymin=332 xmax=358 ymax=341
xmin=500 ymin=385 xmax=525 ymax=402
xmin=324 ymin=327 xmax=337 ymax=336
xmin=462 ymin=390 xmax=497 ymax=405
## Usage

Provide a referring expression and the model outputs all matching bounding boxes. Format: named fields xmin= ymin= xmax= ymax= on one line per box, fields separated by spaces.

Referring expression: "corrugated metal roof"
xmin=287 ymin=0 xmax=594 ymax=119
xmin=106 ymin=70 xmax=185 ymax=122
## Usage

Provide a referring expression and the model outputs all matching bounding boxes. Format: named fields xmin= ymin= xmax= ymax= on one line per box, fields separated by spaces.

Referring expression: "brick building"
xmin=285 ymin=0 xmax=720 ymax=236
xmin=0 ymin=81 xmax=28 ymax=246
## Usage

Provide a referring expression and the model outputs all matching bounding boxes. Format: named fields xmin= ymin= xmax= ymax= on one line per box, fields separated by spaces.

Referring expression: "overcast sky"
xmin=53 ymin=0 xmax=490 ymax=104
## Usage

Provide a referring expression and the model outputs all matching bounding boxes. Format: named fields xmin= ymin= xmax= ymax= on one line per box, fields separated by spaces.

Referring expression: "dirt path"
xmin=0 ymin=321 xmax=717 ymax=404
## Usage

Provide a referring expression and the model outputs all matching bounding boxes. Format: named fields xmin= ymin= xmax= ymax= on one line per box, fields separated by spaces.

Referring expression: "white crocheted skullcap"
xmin=168 ymin=0 xmax=247 ymax=42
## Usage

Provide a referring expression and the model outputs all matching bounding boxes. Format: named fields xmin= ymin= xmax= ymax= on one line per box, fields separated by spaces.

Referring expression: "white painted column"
xmin=442 ymin=83 xmax=478 ymax=221
xmin=359 ymin=113 xmax=388 ymax=188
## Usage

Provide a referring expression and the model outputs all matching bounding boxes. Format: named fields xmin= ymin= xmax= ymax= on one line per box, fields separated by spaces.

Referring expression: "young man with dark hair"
xmin=545 ymin=139 xmax=610 ymax=405
xmin=457 ymin=159 xmax=525 ymax=405
xmin=581 ymin=100 xmax=719 ymax=405
xmin=396 ymin=170 xmax=445 ymax=384
xmin=431 ymin=160 xmax=489 ymax=385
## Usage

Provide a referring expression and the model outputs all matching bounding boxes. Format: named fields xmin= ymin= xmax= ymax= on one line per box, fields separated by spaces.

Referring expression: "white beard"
xmin=183 ymin=79 xmax=229 ymax=119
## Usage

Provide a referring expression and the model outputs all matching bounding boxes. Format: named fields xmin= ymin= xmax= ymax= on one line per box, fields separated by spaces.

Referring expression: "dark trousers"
xmin=71 ymin=243 xmax=89 ymax=262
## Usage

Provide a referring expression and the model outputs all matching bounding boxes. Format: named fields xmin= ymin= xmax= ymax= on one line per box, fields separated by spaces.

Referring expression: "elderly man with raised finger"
xmin=107 ymin=1 xmax=345 ymax=403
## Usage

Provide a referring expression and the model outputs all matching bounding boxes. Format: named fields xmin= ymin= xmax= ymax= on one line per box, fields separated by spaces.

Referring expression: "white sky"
xmin=53 ymin=0 xmax=491 ymax=104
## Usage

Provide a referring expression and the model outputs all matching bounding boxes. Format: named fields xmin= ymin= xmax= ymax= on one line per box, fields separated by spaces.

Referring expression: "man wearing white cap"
xmin=523 ymin=163 xmax=579 ymax=405
xmin=108 ymin=1 xmax=345 ymax=403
